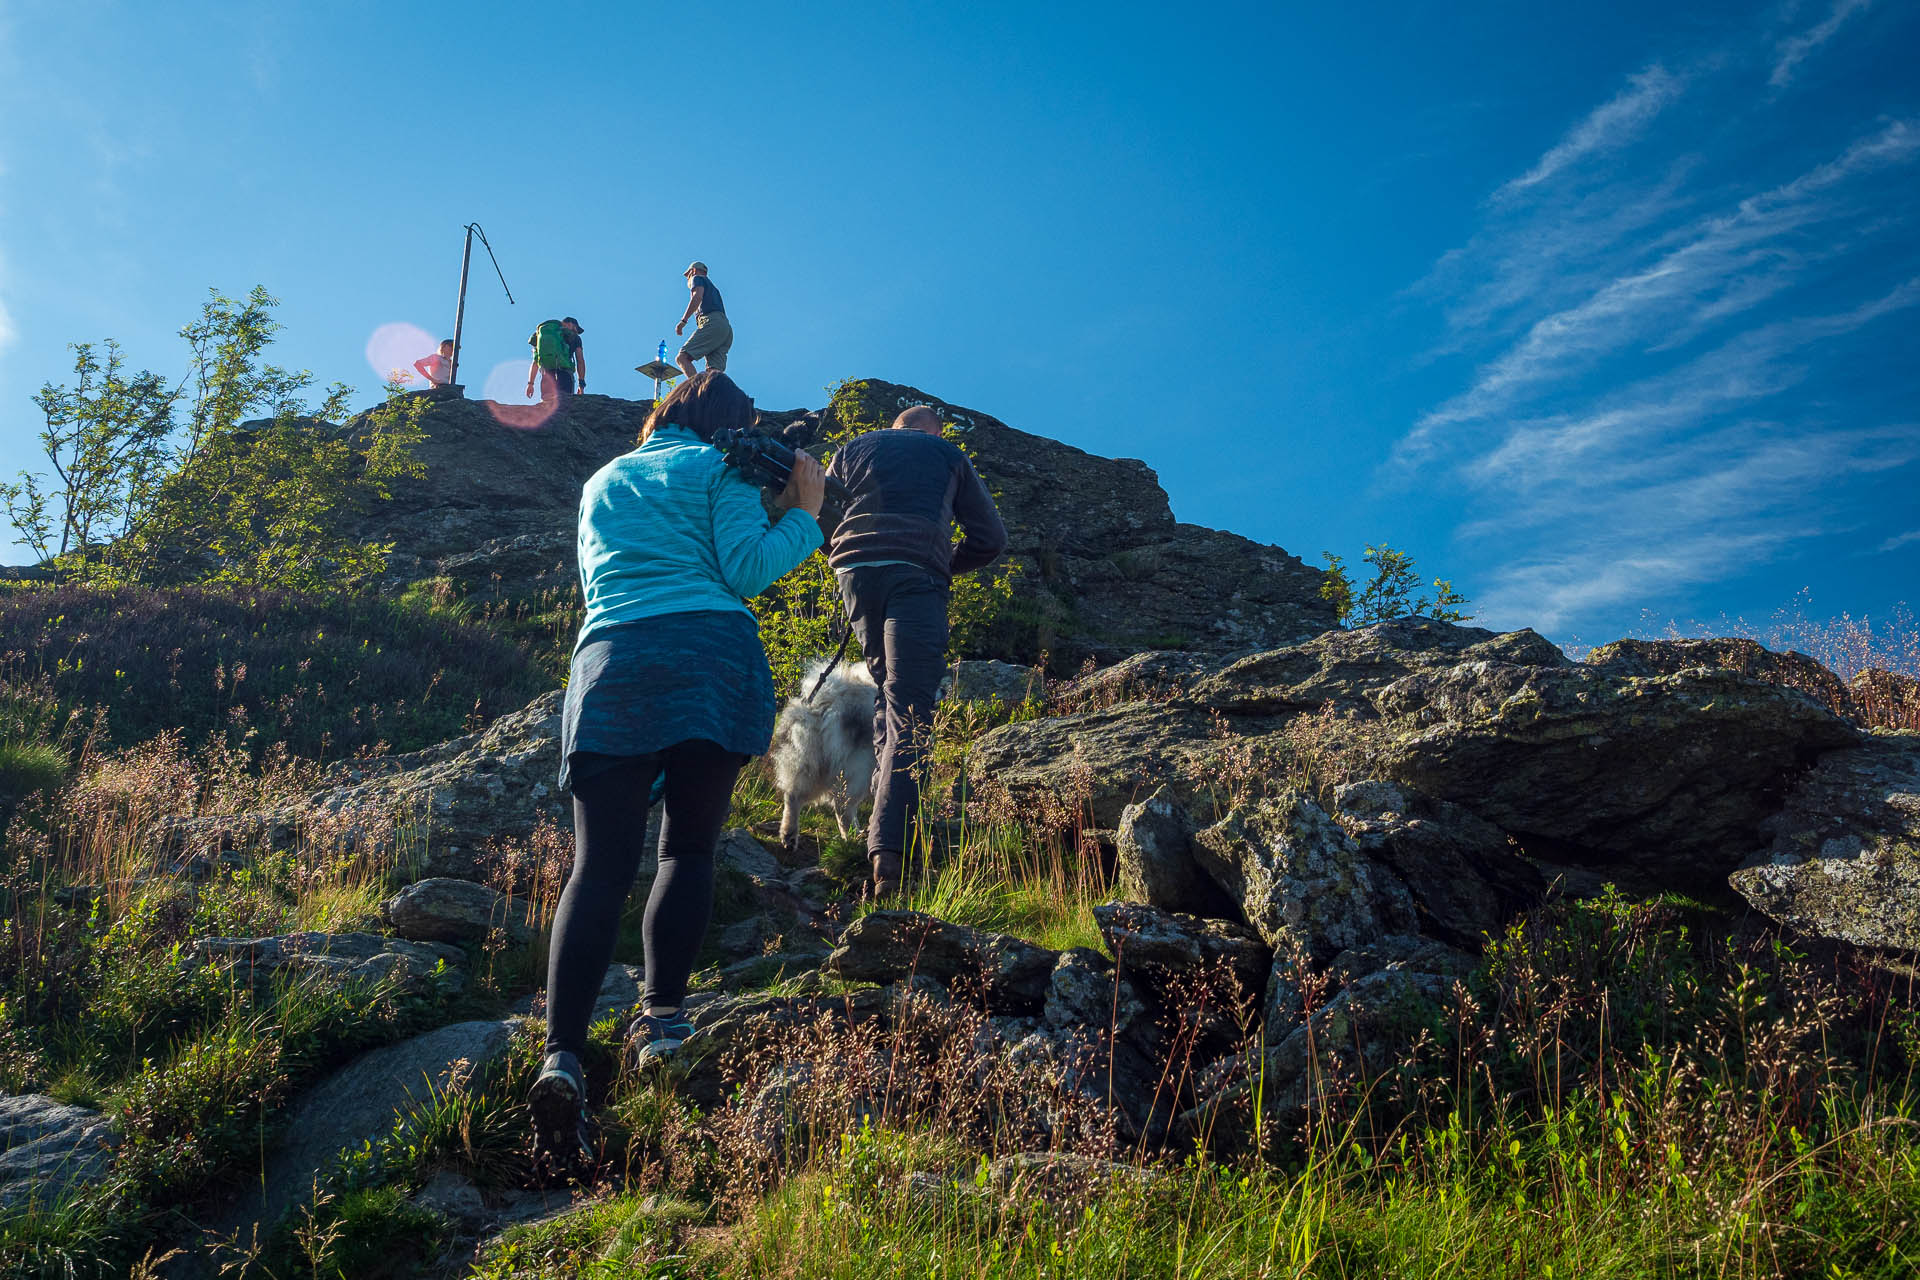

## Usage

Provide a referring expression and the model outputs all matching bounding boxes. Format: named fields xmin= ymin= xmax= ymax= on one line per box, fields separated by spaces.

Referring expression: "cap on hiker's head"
xmin=685 ymin=261 xmax=709 ymax=276
xmin=562 ymin=316 xmax=583 ymax=332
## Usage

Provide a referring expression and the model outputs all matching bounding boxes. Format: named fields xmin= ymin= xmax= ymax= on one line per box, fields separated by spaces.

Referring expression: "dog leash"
xmin=804 ymin=602 xmax=857 ymax=704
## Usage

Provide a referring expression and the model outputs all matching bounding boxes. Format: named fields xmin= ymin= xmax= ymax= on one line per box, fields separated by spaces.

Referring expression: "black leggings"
xmin=542 ymin=741 xmax=743 ymax=1059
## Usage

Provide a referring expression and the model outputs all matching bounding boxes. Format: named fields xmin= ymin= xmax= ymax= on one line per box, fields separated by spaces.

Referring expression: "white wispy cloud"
xmin=1469 ymin=423 xmax=1920 ymax=630
xmin=1398 ymin=119 xmax=1919 ymax=463
xmin=1772 ymin=0 xmax=1873 ymax=88
xmin=1398 ymin=12 xmax=1919 ymax=639
xmin=1496 ymin=65 xmax=1685 ymax=199
xmin=0 ymin=296 xmax=15 ymax=352
xmin=1468 ymin=276 xmax=1920 ymax=489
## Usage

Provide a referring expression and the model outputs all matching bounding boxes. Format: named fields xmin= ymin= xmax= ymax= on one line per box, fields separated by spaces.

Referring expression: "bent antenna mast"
xmin=449 ymin=223 xmax=514 ymax=393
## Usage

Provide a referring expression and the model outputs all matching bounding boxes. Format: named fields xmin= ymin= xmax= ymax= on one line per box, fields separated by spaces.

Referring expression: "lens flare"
xmin=364 ymin=322 xmax=438 ymax=386
xmin=482 ymin=360 xmax=557 ymax=429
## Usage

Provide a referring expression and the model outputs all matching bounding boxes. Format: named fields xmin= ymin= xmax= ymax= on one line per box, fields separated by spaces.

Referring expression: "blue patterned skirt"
xmin=560 ymin=609 xmax=775 ymax=791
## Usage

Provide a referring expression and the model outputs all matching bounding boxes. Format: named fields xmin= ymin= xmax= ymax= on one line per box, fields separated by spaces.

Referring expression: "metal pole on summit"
xmin=449 ymin=222 xmax=515 ymax=395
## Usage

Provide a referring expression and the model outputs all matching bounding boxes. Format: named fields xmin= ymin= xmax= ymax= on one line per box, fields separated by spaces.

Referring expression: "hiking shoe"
xmin=871 ymin=850 xmax=903 ymax=899
xmin=625 ymin=1011 xmax=696 ymax=1071
xmin=528 ymin=1050 xmax=594 ymax=1168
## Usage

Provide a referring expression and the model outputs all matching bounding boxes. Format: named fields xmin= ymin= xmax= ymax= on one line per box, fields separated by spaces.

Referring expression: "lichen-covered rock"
xmin=1730 ymin=733 xmax=1920 ymax=950
xmin=663 ymin=986 xmax=908 ymax=1107
xmin=967 ymin=703 xmax=1272 ymax=829
xmin=1584 ymin=637 xmax=1852 ymax=717
xmin=942 ymin=660 xmax=1043 ymax=707
xmin=153 ymin=691 xmax=575 ymax=884
xmin=1055 ymin=651 xmax=1215 ymax=710
xmin=0 ymin=1095 xmax=119 ymax=1208
xmin=1191 ymin=619 xmax=1569 ymax=715
xmin=1114 ymin=787 xmax=1240 ymax=919
xmin=299 ymin=691 xmax=568 ymax=882
xmin=1092 ymin=901 xmax=1270 ymax=999
xmin=1371 ymin=661 xmax=1858 ymax=883
xmin=824 ymin=911 xmax=1057 ymax=1012
xmin=1043 ymin=948 xmax=1149 ymax=1038
xmin=1334 ymin=779 xmax=1544 ymax=949
xmin=715 ymin=828 xmax=782 ymax=882
xmin=204 ymin=1018 xmax=520 ymax=1252
xmin=1191 ymin=794 xmax=1417 ymax=961
xmin=184 ymin=931 xmax=466 ymax=996
xmin=383 ymin=878 xmax=533 ymax=945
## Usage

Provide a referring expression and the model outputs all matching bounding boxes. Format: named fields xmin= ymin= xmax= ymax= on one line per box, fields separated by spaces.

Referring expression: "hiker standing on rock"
xmin=413 ymin=338 xmax=454 ymax=387
xmin=525 ymin=316 xmax=587 ymax=403
xmin=673 ymin=261 xmax=732 ymax=378
xmin=528 ymin=370 xmax=826 ymax=1167
xmin=826 ymin=404 xmax=1007 ymax=897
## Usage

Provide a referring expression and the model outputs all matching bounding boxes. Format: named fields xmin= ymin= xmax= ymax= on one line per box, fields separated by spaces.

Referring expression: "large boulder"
xmin=184 ymin=931 xmax=467 ymax=997
xmin=824 ymin=911 xmax=1058 ymax=1012
xmin=148 ymin=690 xmax=574 ymax=885
xmin=300 ymin=690 xmax=568 ymax=882
xmin=1053 ymin=651 xmax=1216 ymax=711
xmin=1114 ymin=787 xmax=1240 ymax=919
xmin=942 ymin=660 xmax=1044 ymax=708
xmin=340 ymin=393 xmax=650 ymax=565
xmin=1370 ymin=661 xmax=1859 ymax=884
xmin=1334 ymin=779 xmax=1545 ymax=949
xmin=1092 ymin=902 xmax=1271 ymax=1000
xmin=1730 ymin=733 xmax=1920 ymax=950
xmin=1584 ymin=638 xmax=1852 ymax=718
xmin=1191 ymin=794 xmax=1417 ymax=961
xmin=1190 ymin=619 xmax=1569 ymax=715
xmin=967 ymin=703 xmax=1275 ymax=829
xmin=0 ymin=1095 xmax=119 ymax=1209
xmin=966 ymin=621 xmax=1576 ymax=832
xmin=199 ymin=1017 xmax=522 ymax=1258
xmin=383 ymin=878 xmax=533 ymax=945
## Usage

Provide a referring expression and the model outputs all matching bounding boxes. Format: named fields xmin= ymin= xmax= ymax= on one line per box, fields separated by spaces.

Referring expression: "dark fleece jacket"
xmin=824 ymin=429 xmax=1007 ymax=581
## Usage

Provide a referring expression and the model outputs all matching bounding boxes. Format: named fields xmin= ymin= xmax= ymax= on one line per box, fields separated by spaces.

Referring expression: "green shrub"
xmin=1321 ymin=542 xmax=1470 ymax=626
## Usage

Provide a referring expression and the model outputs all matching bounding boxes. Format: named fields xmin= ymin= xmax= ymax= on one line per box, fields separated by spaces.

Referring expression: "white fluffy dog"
xmin=768 ymin=658 xmax=878 ymax=850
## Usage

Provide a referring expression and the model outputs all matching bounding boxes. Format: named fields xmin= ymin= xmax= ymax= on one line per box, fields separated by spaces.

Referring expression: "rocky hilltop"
xmin=7 ymin=377 xmax=1919 ymax=1274
xmin=343 ymin=380 xmax=1333 ymax=663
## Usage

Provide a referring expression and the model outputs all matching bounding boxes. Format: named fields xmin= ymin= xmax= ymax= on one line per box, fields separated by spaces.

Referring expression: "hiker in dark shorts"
xmin=674 ymin=262 xmax=732 ymax=377
xmin=526 ymin=316 xmax=587 ymax=403
xmin=825 ymin=405 xmax=1007 ymax=896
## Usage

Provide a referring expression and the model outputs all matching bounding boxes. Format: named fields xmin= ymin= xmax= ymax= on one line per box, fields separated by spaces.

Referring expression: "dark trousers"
xmin=838 ymin=564 xmax=949 ymax=859
xmin=539 ymin=366 xmax=575 ymax=403
xmin=543 ymin=742 xmax=742 ymax=1058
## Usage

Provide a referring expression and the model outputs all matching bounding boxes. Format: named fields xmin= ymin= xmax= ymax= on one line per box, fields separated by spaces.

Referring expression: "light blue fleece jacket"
xmin=573 ymin=425 xmax=822 ymax=652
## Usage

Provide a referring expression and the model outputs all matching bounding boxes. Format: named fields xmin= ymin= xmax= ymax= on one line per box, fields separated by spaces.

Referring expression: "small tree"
xmin=1321 ymin=543 xmax=1471 ymax=627
xmin=3 ymin=342 xmax=180 ymax=564
xmin=7 ymin=286 xmax=425 ymax=591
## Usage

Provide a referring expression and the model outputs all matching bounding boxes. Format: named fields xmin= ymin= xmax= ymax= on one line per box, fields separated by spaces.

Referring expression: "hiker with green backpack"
xmin=526 ymin=316 xmax=587 ymax=403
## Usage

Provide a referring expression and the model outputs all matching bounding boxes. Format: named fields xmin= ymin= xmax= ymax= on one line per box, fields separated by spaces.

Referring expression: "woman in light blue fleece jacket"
xmin=530 ymin=370 xmax=825 ymax=1166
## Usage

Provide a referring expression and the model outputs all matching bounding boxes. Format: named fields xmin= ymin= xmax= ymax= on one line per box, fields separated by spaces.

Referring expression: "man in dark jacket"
xmin=826 ymin=405 xmax=1007 ymax=895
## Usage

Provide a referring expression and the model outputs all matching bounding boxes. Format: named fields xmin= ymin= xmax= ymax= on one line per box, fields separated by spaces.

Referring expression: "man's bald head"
xmin=892 ymin=405 xmax=943 ymax=435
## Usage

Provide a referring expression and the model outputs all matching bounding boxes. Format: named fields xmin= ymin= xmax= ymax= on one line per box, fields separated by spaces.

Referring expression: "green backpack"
xmin=532 ymin=320 xmax=573 ymax=370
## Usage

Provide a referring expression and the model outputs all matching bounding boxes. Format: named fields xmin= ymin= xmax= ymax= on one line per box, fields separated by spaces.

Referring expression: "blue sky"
xmin=1 ymin=0 xmax=1914 ymax=646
